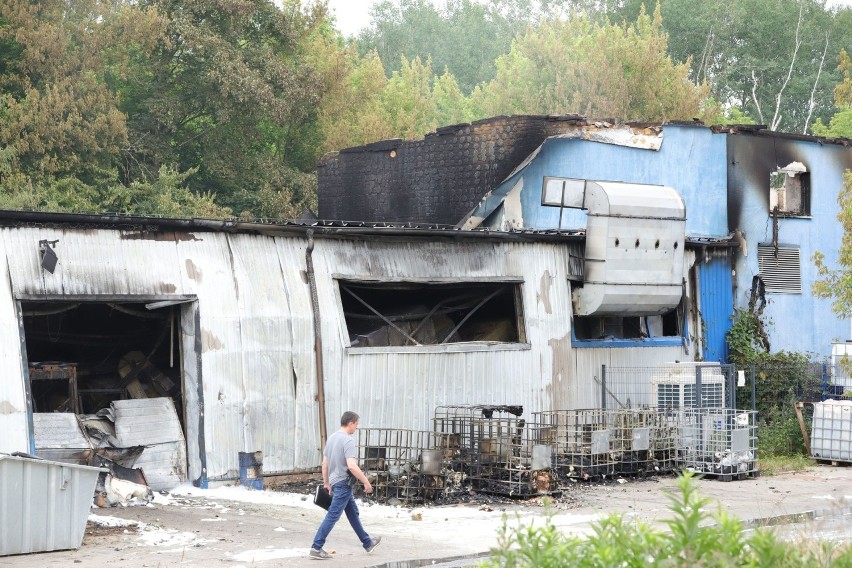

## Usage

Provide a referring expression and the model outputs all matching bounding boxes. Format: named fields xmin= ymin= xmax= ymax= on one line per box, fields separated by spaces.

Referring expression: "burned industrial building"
xmin=0 ymin=116 xmax=849 ymax=499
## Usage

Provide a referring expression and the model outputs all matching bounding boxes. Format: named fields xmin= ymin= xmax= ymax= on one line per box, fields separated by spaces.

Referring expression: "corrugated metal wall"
xmin=698 ymin=252 xmax=733 ymax=363
xmin=0 ymin=240 xmax=29 ymax=454
xmin=0 ymin=226 xmax=696 ymax=478
xmin=314 ymin=239 xmax=572 ymax=433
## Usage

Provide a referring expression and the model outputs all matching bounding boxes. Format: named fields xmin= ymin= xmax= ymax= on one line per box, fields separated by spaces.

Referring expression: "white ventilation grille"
xmin=757 ymin=245 xmax=802 ymax=294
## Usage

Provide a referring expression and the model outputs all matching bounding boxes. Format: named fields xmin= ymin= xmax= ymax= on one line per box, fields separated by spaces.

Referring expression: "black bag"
xmin=314 ymin=484 xmax=332 ymax=510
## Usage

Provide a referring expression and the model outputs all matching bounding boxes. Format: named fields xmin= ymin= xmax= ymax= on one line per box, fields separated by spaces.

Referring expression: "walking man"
xmin=310 ymin=411 xmax=382 ymax=560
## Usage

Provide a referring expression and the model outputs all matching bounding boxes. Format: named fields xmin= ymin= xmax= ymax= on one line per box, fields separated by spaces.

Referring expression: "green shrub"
xmin=482 ymin=473 xmax=851 ymax=568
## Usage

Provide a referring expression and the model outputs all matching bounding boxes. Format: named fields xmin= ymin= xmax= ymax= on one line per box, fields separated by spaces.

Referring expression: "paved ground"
xmin=1 ymin=465 xmax=851 ymax=567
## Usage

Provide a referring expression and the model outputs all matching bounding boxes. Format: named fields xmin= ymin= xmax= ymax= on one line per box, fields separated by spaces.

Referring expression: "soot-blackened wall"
xmin=317 ymin=116 xmax=587 ymax=225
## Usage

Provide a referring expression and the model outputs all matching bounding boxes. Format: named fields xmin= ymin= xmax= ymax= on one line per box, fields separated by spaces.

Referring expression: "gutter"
xmin=305 ymin=230 xmax=328 ymax=449
xmin=0 ymin=209 xmax=734 ymax=248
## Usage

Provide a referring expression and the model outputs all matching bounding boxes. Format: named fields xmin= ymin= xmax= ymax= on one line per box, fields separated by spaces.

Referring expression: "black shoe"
xmin=365 ymin=536 xmax=382 ymax=553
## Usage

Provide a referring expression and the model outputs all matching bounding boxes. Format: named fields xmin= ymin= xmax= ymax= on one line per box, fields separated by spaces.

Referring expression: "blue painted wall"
xmin=473 ymin=123 xmax=852 ymax=358
xmin=728 ymin=134 xmax=852 ymax=357
xmin=477 ymin=125 xmax=730 ymax=238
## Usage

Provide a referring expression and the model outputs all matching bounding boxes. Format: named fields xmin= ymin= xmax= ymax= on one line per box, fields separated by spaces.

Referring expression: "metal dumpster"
xmin=0 ymin=453 xmax=104 ymax=556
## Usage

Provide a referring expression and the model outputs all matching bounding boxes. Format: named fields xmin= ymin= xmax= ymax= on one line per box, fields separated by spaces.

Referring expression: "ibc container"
xmin=0 ymin=454 xmax=104 ymax=556
xmin=811 ymin=400 xmax=852 ymax=463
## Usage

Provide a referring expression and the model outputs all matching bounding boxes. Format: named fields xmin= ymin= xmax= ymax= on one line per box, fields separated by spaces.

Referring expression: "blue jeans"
xmin=311 ymin=480 xmax=372 ymax=550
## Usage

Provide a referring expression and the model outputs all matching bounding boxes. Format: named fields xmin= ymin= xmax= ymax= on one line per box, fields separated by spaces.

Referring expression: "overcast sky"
xmin=326 ymin=0 xmax=852 ymax=38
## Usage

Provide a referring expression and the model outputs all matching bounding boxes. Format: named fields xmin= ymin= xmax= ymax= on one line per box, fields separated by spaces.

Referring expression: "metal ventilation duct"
xmin=550 ymin=180 xmax=686 ymax=316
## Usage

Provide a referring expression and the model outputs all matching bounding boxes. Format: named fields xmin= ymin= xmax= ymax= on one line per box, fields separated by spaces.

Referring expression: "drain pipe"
xmin=305 ymin=230 xmax=328 ymax=448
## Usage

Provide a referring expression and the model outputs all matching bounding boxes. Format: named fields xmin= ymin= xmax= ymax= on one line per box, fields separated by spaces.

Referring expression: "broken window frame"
xmin=334 ymin=277 xmax=530 ymax=353
xmin=571 ymin=305 xmax=686 ymax=348
xmin=769 ymin=163 xmax=811 ymax=217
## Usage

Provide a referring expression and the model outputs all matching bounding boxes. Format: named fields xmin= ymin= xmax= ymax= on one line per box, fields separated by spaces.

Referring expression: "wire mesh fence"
xmin=349 ymin=363 xmax=850 ymax=503
xmin=602 ymin=361 xmax=848 ymax=458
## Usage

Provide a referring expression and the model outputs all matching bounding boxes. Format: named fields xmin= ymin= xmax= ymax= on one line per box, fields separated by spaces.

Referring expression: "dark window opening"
xmin=573 ymin=307 xmax=681 ymax=341
xmin=22 ymin=301 xmax=183 ymax=424
xmin=770 ymin=164 xmax=810 ymax=216
xmin=339 ymin=281 xmax=525 ymax=347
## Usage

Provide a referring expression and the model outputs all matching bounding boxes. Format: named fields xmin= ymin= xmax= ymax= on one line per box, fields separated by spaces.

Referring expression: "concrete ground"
xmin=1 ymin=465 xmax=851 ymax=568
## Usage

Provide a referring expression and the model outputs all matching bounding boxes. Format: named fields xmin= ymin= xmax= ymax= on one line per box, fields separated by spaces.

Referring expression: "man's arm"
xmin=321 ymin=455 xmax=330 ymax=492
xmin=346 ymin=457 xmax=373 ymax=494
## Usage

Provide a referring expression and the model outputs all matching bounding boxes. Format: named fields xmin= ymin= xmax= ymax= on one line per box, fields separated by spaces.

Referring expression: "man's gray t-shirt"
xmin=325 ymin=430 xmax=357 ymax=486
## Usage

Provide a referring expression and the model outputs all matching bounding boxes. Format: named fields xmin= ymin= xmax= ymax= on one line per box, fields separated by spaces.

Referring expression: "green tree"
xmin=472 ymin=6 xmax=710 ymax=122
xmin=358 ymin=0 xmax=521 ymax=94
xmin=0 ymin=0 xmax=134 ymax=188
xmin=116 ymin=0 xmax=326 ymax=217
xmin=660 ymin=0 xmax=850 ymax=133
xmin=812 ymin=49 xmax=852 ymax=138
xmin=307 ymin=27 xmax=393 ymax=157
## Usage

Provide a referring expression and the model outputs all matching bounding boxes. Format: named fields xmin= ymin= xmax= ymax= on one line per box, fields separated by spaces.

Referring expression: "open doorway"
xmin=21 ymin=299 xmax=197 ymax=490
xmin=22 ymin=300 xmax=183 ymax=419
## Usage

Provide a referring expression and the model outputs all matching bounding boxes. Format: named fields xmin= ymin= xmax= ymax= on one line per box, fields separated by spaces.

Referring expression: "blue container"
xmin=238 ymin=451 xmax=263 ymax=490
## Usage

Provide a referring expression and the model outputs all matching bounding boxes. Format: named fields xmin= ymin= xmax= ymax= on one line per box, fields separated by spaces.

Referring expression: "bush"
xmin=483 ymin=473 xmax=852 ymax=567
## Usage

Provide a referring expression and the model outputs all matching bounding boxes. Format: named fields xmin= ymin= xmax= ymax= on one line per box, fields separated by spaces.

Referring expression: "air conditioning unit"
xmin=651 ymin=363 xmax=726 ymax=410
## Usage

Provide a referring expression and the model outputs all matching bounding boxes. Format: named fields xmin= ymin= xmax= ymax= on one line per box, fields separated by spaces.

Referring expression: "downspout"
xmin=305 ymin=230 xmax=328 ymax=448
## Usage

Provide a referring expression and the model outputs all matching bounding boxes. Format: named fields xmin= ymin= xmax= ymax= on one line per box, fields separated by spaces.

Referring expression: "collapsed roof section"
xmin=317 ymin=115 xmax=623 ymax=225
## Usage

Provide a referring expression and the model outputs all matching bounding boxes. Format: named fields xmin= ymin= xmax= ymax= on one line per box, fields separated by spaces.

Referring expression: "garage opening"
xmin=21 ymin=299 xmax=192 ymax=491
xmin=23 ymin=301 xmax=183 ymax=416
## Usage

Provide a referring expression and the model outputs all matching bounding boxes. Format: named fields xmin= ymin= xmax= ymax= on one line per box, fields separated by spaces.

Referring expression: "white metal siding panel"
xmin=0 ymin=224 xmax=701 ymax=478
xmin=2 ymin=228 xmax=185 ymax=297
xmin=571 ymin=347 xmax=686 ymax=409
xmin=0 ymin=245 xmax=28 ymax=454
xmin=313 ymin=240 xmax=572 ymax=433
xmin=275 ymin=237 xmax=322 ymax=469
xmin=174 ymin=233 xmax=243 ymax=480
xmin=32 ymin=413 xmax=89 ymax=448
xmin=113 ymin=398 xmax=187 ymax=490
xmin=226 ymin=234 xmax=305 ymax=474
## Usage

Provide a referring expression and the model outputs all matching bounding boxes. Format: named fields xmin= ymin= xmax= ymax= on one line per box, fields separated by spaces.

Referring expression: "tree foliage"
xmin=812 ymin=49 xmax=852 ymax=139
xmin=1 ymin=0 xmax=850 ymax=219
xmin=357 ymin=0 xmax=522 ymax=94
xmin=659 ymin=0 xmax=850 ymax=133
xmin=814 ymin=170 xmax=852 ymax=316
xmin=471 ymin=6 xmax=711 ymax=121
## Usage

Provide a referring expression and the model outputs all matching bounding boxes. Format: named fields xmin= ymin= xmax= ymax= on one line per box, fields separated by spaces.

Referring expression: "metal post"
xmin=696 ymin=365 xmax=703 ymax=409
xmin=728 ymin=365 xmax=736 ymax=409
xmin=750 ymin=365 xmax=756 ymax=412
xmin=601 ymin=364 xmax=607 ymax=410
xmin=822 ymin=363 xmax=829 ymax=401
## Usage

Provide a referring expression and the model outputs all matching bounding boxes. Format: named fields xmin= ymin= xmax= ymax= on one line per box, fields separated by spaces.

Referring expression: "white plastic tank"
xmin=811 ymin=400 xmax=852 ymax=463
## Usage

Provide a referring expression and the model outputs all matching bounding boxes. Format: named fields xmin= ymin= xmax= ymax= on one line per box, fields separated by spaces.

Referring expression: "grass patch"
xmin=757 ymin=454 xmax=813 ymax=476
